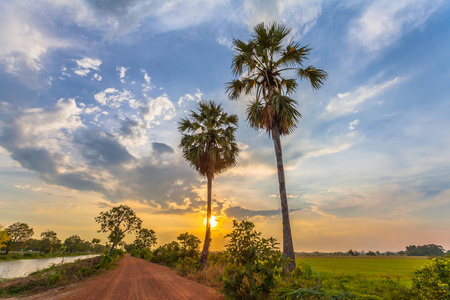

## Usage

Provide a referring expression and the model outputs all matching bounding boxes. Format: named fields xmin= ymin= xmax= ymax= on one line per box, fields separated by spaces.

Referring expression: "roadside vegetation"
xmin=0 ymin=249 xmax=124 ymax=297
xmin=124 ymin=216 xmax=449 ymax=299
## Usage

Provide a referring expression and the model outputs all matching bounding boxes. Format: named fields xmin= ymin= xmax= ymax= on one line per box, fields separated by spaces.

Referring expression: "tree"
xmin=5 ymin=222 xmax=34 ymax=254
xmin=178 ymin=101 xmax=239 ymax=268
xmin=40 ymin=230 xmax=61 ymax=254
xmin=95 ymin=205 xmax=142 ymax=254
xmin=0 ymin=225 xmax=10 ymax=251
xmin=226 ymin=22 xmax=327 ymax=271
xmin=134 ymin=228 xmax=157 ymax=250
xmin=64 ymin=235 xmax=91 ymax=253
xmin=406 ymin=244 xmax=446 ymax=256
xmin=177 ymin=232 xmax=201 ymax=258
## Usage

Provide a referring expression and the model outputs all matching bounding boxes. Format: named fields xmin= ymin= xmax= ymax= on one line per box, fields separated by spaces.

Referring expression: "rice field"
xmin=295 ymin=256 xmax=430 ymax=285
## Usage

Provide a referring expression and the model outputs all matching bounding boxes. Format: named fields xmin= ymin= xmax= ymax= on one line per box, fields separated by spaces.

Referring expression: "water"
xmin=0 ymin=255 xmax=98 ymax=279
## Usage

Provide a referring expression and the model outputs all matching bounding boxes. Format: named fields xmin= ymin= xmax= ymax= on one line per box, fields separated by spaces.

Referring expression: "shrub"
xmin=411 ymin=256 xmax=450 ymax=299
xmin=221 ymin=220 xmax=286 ymax=299
xmin=176 ymin=257 xmax=200 ymax=276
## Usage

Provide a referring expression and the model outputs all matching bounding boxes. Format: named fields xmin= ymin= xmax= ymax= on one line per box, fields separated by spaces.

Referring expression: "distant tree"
xmin=406 ymin=244 xmax=445 ymax=256
xmin=64 ymin=235 xmax=91 ymax=253
xmin=0 ymin=225 xmax=10 ymax=251
xmin=124 ymin=243 xmax=136 ymax=253
xmin=226 ymin=22 xmax=327 ymax=271
xmin=366 ymin=251 xmax=376 ymax=256
xmin=95 ymin=205 xmax=142 ymax=254
xmin=347 ymin=249 xmax=359 ymax=256
xmin=40 ymin=230 xmax=61 ymax=254
xmin=177 ymin=232 xmax=201 ymax=258
xmin=134 ymin=228 xmax=157 ymax=250
xmin=5 ymin=222 xmax=34 ymax=254
xmin=91 ymin=238 xmax=103 ymax=253
xmin=178 ymin=101 xmax=239 ymax=268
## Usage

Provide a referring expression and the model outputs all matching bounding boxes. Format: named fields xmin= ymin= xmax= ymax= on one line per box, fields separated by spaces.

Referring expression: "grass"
xmin=296 ymin=256 xmax=430 ymax=285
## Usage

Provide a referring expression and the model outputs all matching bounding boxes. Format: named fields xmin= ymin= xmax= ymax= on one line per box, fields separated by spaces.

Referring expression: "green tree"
xmin=178 ymin=101 xmax=239 ymax=268
xmin=5 ymin=222 xmax=34 ymax=254
xmin=177 ymin=232 xmax=201 ymax=259
xmin=40 ymin=230 xmax=61 ymax=254
xmin=134 ymin=228 xmax=157 ymax=250
xmin=95 ymin=205 xmax=142 ymax=254
xmin=64 ymin=235 xmax=91 ymax=253
xmin=406 ymin=244 xmax=446 ymax=256
xmin=0 ymin=225 xmax=10 ymax=251
xmin=226 ymin=22 xmax=327 ymax=271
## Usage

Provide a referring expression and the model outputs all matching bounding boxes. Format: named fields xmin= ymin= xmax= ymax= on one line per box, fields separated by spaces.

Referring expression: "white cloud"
xmin=178 ymin=89 xmax=203 ymax=107
xmin=141 ymin=69 xmax=154 ymax=92
xmin=93 ymin=73 xmax=102 ymax=81
xmin=241 ymin=0 xmax=323 ymax=35
xmin=348 ymin=119 xmax=360 ymax=130
xmin=217 ymin=36 xmax=233 ymax=49
xmin=117 ymin=66 xmax=128 ymax=83
xmin=74 ymin=57 xmax=102 ymax=77
xmin=0 ymin=1 xmax=69 ymax=74
xmin=94 ymin=88 xmax=135 ymax=108
xmin=139 ymin=94 xmax=176 ymax=124
xmin=324 ymin=77 xmax=402 ymax=118
xmin=349 ymin=0 xmax=443 ymax=51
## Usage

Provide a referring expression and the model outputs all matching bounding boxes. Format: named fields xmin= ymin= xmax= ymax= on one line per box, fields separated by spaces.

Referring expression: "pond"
xmin=0 ymin=255 xmax=99 ymax=279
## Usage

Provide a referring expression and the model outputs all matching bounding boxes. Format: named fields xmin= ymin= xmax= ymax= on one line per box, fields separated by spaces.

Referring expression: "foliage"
xmin=134 ymin=228 xmax=157 ymax=250
xmin=5 ymin=222 xmax=34 ymax=254
xmin=411 ymin=256 xmax=450 ymax=299
xmin=177 ymin=232 xmax=201 ymax=259
xmin=221 ymin=220 xmax=286 ymax=299
xmin=95 ymin=205 xmax=142 ymax=254
xmin=40 ymin=230 xmax=61 ymax=254
xmin=178 ymin=100 xmax=239 ymax=268
xmin=406 ymin=244 xmax=446 ymax=256
xmin=64 ymin=235 xmax=91 ymax=253
xmin=0 ymin=225 xmax=9 ymax=250
xmin=152 ymin=241 xmax=182 ymax=267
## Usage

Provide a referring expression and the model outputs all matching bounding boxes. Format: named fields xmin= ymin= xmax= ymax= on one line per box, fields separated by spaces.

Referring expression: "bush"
xmin=411 ymin=256 xmax=450 ymax=299
xmin=176 ymin=257 xmax=200 ymax=276
xmin=221 ymin=220 xmax=286 ymax=299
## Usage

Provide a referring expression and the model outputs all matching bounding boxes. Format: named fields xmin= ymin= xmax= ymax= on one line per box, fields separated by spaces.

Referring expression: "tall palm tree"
xmin=226 ymin=22 xmax=327 ymax=271
xmin=178 ymin=101 xmax=239 ymax=268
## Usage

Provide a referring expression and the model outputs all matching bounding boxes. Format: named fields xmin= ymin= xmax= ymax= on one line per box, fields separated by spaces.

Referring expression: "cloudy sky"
xmin=1 ymin=0 xmax=449 ymax=252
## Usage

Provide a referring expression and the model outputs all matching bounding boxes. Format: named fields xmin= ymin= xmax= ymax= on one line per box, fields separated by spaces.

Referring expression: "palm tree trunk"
xmin=272 ymin=124 xmax=296 ymax=272
xmin=199 ymin=174 xmax=212 ymax=268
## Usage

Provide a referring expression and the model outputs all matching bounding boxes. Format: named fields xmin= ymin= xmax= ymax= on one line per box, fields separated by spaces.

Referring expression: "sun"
xmin=204 ymin=216 xmax=218 ymax=227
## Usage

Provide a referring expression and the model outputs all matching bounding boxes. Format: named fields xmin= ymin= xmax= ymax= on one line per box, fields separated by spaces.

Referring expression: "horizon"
xmin=1 ymin=0 xmax=449 ymax=253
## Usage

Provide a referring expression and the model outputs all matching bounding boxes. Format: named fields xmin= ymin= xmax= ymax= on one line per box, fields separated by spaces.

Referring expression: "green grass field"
xmin=295 ymin=256 xmax=430 ymax=285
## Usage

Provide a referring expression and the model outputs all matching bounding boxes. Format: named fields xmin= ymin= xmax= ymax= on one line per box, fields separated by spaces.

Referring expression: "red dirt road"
xmin=23 ymin=254 xmax=224 ymax=300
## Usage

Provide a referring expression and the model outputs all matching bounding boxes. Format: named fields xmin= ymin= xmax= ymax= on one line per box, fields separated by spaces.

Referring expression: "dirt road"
xmin=23 ymin=254 xmax=224 ymax=300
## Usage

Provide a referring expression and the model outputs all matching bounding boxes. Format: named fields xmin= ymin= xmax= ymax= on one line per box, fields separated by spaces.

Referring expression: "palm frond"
xmin=297 ymin=66 xmax=328 ymax=90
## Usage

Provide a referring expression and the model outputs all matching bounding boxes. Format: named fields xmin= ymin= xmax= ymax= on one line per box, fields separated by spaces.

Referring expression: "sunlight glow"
xmin=205 ymin=215 xmax=217 ymax=227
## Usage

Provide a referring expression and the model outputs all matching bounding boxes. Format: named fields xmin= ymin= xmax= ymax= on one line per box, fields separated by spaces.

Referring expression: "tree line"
xmin=0 ymin=222 xmax=106 ymax=255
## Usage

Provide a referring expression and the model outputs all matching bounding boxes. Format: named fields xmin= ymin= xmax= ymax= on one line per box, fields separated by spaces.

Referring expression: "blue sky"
xmin=1 ymin=0 xmax=449 ymax=252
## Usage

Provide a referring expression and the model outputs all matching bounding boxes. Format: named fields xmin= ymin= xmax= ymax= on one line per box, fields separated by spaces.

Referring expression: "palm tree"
xmin=178 ymin=101 xmax=239 ymax=268
xmin=226 ymin=22 xmax=327 ymax=271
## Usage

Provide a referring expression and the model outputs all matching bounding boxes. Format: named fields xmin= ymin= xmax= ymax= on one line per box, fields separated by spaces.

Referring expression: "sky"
xmin=0 ymin=0 xmax=449 ymax=252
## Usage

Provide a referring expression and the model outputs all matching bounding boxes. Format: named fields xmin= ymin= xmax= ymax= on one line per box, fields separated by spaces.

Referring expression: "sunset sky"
xmin=1 ymin=0 xmax=449 ymax=252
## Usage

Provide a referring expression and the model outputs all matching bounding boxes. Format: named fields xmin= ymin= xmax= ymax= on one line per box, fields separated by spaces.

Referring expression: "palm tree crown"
xmin=178 ymin=101 xmax=239 ymax=178
xmin=226 ymin=22 xmax=327 ymax=136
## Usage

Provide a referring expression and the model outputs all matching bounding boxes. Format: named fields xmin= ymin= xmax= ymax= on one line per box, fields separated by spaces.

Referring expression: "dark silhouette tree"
xmin=95 ymin=205 xmax=142 ymax=254
xmin=226 ymin=22 xmax=327 ymax=271
xmin=178 ymin=100 xmax=239 ymax=268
